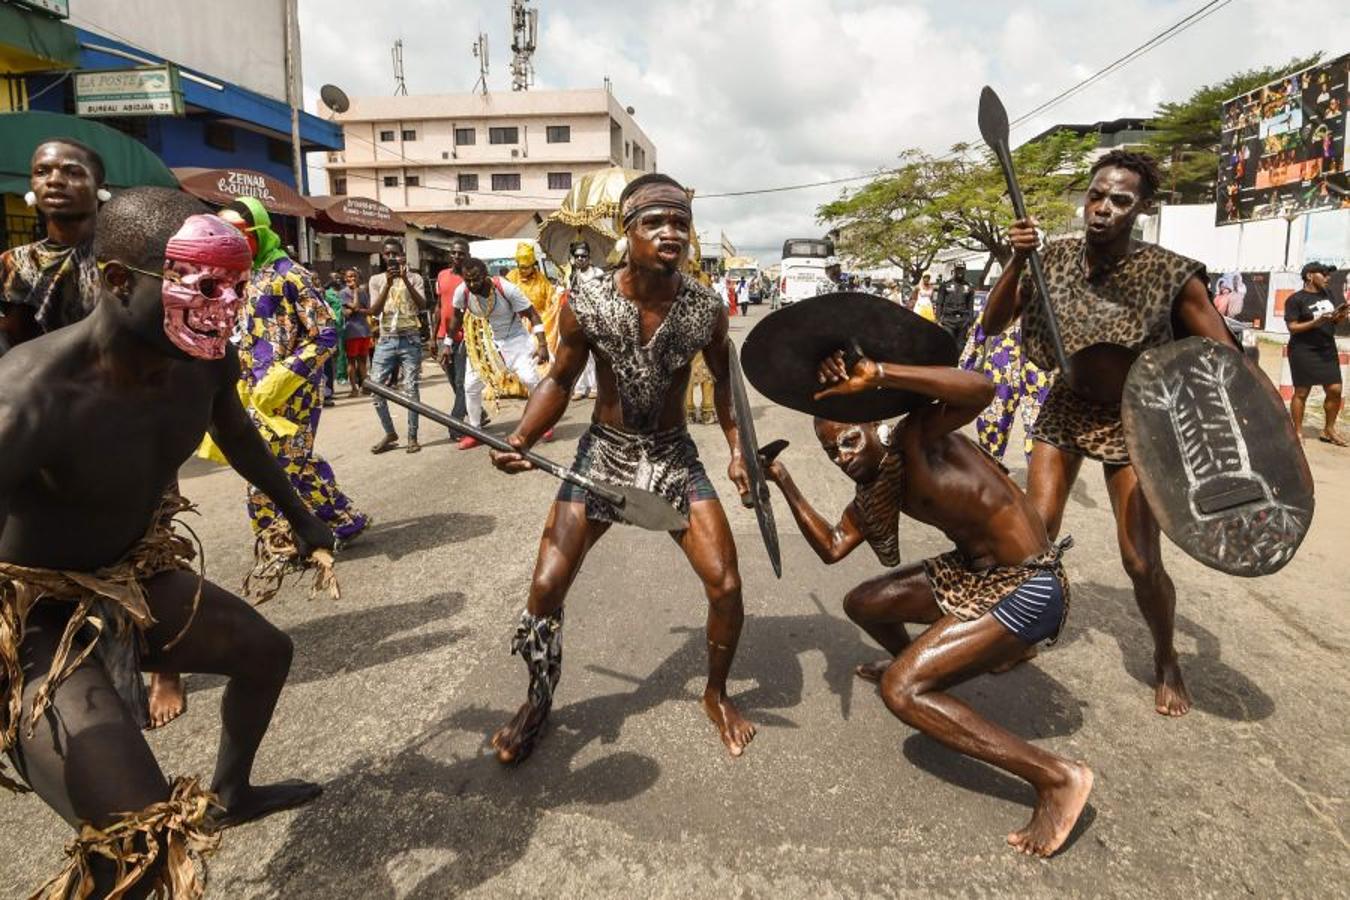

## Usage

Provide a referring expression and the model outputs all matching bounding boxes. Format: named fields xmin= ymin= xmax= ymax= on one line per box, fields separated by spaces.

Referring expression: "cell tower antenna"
xmin=509 ymin=0 xmax=538 ymax=92
xmin=472 ymin=32 xmax=490 ymax=95
xmin=392 ymin=38 xmax=408 ymax=95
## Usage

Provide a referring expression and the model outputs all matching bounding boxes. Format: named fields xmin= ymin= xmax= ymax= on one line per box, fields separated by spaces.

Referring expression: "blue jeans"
xmin=371 ymin=334 xmax=423 ymax=439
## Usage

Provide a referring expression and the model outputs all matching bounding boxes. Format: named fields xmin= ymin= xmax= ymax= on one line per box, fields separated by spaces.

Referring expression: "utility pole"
xmin=509 ymin=0 xmax=537 ymax=91
xmin=283 ymin=0 xmax=309 ymax=263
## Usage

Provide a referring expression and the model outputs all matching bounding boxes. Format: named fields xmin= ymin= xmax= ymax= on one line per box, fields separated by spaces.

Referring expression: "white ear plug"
xmin=613 ymin=237 xmax=628 ymax=258
xmin=24 ymin=191 xmax=37 ymax=207
xmin=97 ymin=188 xmax=112 ymax=202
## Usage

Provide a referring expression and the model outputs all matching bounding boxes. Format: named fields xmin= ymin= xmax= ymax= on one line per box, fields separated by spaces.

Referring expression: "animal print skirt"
xmin=922 ymin=538 xmax=1073 ymax=644
xmin=1030 ymin=380 xmax=1130 ymax=464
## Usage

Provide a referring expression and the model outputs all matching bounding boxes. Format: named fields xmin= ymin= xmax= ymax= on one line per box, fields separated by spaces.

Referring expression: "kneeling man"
xmin=0 ymin=189 xmax=331 ymax=897
xmin=766 ymin=351 xmax=1092 ymax=858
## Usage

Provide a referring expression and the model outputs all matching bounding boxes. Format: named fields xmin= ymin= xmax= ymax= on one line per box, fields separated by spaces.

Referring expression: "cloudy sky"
xmin=299 ymin=0 xmax=1349 ymax=261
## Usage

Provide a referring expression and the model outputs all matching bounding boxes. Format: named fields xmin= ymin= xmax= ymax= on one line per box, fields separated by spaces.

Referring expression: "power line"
xmin=697 ymin=0 xmax=1237 ymax=200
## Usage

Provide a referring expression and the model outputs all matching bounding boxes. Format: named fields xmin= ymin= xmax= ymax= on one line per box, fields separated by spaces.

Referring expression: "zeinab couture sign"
xmin=75 ymin=66 xmax=184 ymax=118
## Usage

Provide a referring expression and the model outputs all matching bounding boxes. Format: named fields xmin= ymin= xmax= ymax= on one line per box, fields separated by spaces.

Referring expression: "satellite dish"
xmin=626 ymin=106 xmax=635 ymax=115
xmin=320 ymin=84 xmax=351 ymax=114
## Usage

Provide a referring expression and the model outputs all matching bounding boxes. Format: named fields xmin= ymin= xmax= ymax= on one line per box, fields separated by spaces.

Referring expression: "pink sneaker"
xmin=543 ymin=428 xmax=555 ymax=442
xmin=458 ymin=436 xmax=481 ymax=450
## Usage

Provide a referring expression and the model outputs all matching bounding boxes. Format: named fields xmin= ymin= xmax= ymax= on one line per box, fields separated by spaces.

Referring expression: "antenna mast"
xmin=392 ymin=39 xmax=408 ymax=95
xmin=472 ymin=32 xmax=490 ymax=95
xmin=509 ymin=0 xmax=538 ymax=92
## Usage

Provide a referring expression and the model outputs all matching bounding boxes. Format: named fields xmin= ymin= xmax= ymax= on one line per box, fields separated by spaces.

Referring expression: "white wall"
xmin=1154 ymin=202 xmax=1337 ymax=273
xmin=71 ymin=0 xmax=289 ymax=101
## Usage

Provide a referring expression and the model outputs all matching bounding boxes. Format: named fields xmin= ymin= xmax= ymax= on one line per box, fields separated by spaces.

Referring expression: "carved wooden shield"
xmin=1122 ymin=337 xmax=1314 ymax=576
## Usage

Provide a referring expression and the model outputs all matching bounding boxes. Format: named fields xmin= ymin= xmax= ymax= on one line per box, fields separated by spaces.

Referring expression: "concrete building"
xmin=2 ymin=1 xmax=343 ymax=254
xmin=323 ymin=87 xmax=658 ymax=239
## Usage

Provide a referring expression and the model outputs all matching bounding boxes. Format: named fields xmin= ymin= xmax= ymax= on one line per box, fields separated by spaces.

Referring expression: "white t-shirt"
xmin=452 ymin=278 xmax=533 ymax=342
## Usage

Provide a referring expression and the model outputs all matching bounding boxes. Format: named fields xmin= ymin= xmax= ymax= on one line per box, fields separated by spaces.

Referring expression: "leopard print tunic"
xmin=570 ymin=271 xmax=723 ymax=432
xmin=1019 ymin=237 xmax=1206 ymax=464
xmin=854 ymin=449 xmax=905 ymax=567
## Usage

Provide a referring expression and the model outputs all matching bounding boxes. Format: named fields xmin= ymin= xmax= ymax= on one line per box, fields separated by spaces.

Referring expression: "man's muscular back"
xmin=0 ymin=323 xmax=229 ymax=571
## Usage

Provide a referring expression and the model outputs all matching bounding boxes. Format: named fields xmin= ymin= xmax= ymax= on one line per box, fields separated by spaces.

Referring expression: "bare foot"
xmin=991 ymin=644 xmax=1038 ymax=675
xmin=490 ymin=701 xmax=549 ymax=765
xmin=854 ymin=661 xmax=890 ymax=683
xmin=1007 ymin=761 xmax=1094 ymax=858
xmin=703 ymin=690 xmax=756 ymax=757
xmin=210 ymin=780 xmax=321 ymax=829
xmin=1154 ymin=655 xmax=1191 ymax=717
xmin=146 ymin=672 xmax=187 ymax=730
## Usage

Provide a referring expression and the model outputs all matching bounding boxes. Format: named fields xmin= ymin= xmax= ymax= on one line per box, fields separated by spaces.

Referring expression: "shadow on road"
xmin=1067 ymin=581 xmax=1276 ymax=722
xmin=340 ymin=513 xmax=496 ymax=562
xmin=257 ymin=605 xmax=1104 ymax=894
xmin=189 ymin=593 xmax=466 ymax=695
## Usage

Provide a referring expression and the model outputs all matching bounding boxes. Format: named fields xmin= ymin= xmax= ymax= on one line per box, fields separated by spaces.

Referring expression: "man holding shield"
xmin=487 ymin=173 xmax=757 ymax=763
xmin=981 ymin=150 xmax=1238 ymax=717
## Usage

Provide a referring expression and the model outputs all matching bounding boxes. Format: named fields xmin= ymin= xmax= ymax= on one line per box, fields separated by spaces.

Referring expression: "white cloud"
xmin=299 ymin=0 xmax=1350 ymax=260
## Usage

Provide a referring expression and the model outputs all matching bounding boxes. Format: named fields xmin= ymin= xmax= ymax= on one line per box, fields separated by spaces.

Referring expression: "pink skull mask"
xmin=161 ymin=214 xmax=253 ymax=359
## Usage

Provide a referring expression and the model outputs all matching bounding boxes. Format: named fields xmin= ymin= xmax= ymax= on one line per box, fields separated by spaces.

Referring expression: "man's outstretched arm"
xmin=815 ymin=352 xmax=994 ymax=439
xmin=206 ymin=351 xmax=334 ymax=554
xmin=491 ymin=303 xmax=589 ymax=473
xmin=766 ymin=458 xmax=865 ymax=564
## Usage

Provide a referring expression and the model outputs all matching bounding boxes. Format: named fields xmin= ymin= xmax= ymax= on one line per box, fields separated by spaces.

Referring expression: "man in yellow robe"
xmin=506 ymin=243 xmax=558 ymax=371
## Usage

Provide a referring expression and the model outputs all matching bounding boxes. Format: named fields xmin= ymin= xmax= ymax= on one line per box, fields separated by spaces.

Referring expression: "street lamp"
xmin=1281 ymin=203 xmax=1301 ymax=272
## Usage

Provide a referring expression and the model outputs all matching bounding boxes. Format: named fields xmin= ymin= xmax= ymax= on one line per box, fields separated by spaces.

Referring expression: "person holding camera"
xmin=369 ymin=238 xmax=429 ymax=453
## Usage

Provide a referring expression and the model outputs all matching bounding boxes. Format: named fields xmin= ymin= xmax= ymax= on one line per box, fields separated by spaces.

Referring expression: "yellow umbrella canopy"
xmin=538 ymin=166 xmax=643 ymax=267
xmin=539 ymin=166 xmax=704 ymax=274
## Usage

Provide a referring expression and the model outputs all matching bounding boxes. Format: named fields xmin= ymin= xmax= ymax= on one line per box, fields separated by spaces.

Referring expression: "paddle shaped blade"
xmin=612 ymin=484 xmax=693 ymax=533
xmin=978 ymin=85 xmax=1010 ymax=149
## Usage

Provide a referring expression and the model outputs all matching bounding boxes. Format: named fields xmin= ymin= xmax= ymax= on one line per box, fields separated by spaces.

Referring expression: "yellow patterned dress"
xmin=507 ymin=266 xmax=559 ymax=366
xmin=236 ymin=258 xmax=368 ymax=542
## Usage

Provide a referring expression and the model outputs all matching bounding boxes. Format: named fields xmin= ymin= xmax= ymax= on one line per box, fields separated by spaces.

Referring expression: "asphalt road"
xmin=1 ymin=312 xmax=1347 ymax=898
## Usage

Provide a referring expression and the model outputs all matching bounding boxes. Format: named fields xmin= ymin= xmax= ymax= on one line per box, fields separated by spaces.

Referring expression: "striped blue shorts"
xmin=989 ymin=570 xmax=1067 ymax=645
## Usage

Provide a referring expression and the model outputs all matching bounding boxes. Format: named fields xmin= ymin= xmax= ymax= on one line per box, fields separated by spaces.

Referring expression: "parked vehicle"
xmin=777 ymin=238 xmax=833 ymax=305
xmin=468 ymin=238 xmax=563 ymax=281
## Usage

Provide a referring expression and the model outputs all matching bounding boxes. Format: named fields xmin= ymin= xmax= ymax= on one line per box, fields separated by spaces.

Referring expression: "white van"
xmin=777 ymin=238 xmax=833 ymax=305
xmin=468 ymin=238 xmax=563 ymax=282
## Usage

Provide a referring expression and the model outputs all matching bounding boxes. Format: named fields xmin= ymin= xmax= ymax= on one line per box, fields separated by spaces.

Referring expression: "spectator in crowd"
xmin=1285 ymin=261 xmax=1348 ymax=445
xmin=321 ymin=271 xmax=345 ymax=406
xmin=368 ymin=238 xmax=430 ymax=454
xmin=436 ymin=237 xmax=472 ymax=426
xmin=910 ymin=272 xmax=935 ymax=312
xmin=341 ymin=267 xmax=372 ymax=398
xmin=934 ymin=262 xmax=976 ymax=343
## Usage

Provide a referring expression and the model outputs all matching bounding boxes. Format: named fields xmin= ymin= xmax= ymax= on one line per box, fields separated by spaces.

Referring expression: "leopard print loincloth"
xmin=923 ymin=539 xmax=1072 ymax=637
xmin=854 ymin=449 xmax=905 ymax=567
xmin=1030 ymin=380 xmax=1129 ymax=464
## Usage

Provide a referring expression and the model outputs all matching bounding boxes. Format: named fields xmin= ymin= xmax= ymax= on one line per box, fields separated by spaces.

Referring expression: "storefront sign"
xmin=75 ymin=66 xmax=183 ymax=118
xmin=217 ymin=170 xmax=278 ymax=204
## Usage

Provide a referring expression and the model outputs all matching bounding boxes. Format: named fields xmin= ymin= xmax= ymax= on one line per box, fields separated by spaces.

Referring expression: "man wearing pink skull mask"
xmin=0 ymin=188 xmax=332 ymax=897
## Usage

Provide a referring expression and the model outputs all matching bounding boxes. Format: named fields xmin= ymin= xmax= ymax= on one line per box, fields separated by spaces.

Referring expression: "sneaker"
xmin=700 ymin=410 xmax=716 ymax=426
xmin=371 ymin=433 xmax=399 ymax=454
xmin=458 ymin=436 xmax=481 ymax=450
xmin=406 ymin=438 xmax=422 ymax=454
xmin=543 ymin=428 xmax=555 ymax=442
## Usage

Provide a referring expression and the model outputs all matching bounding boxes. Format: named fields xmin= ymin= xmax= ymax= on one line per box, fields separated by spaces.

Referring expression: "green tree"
xmin=820 ymin=129 xmax=1098 ymax=281
xmin=1147 ymin=54 xmax=1321 ymax=203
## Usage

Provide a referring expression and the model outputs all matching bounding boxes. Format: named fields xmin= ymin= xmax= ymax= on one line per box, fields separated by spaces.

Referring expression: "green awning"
xmin=0 ymin=111 xmax=179 ymax=194
xmin=0 ymin=4 xmax=78 ymax=72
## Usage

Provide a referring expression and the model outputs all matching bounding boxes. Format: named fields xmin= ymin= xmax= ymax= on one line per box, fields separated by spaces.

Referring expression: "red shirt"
xmin=437 ymin=269 xmax=464 ymax=341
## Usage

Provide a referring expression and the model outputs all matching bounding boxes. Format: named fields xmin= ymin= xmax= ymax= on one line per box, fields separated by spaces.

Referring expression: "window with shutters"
xmin=491 ymin=173 xmax=521 ymax=191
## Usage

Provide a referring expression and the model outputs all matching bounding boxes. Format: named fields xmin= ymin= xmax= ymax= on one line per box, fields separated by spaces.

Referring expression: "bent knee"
xmin=704 ymin=569 xmax=742 ymax=609
xmin=239 ymin=624 xmax=293 ymax=679
xmin=842 ymin=586 xmax=871 ymax=623
xmin=879 ymin=665 xmax=923 ymax=721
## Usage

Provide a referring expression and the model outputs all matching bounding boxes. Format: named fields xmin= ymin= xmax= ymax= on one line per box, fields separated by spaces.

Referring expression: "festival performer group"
xmin=0 ymin=126 xmax=1311 ymax=898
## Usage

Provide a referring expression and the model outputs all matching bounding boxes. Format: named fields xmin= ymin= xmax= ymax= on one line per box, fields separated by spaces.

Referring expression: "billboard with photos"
xmin=1217 ymin=52 xmax=1350 ymax=225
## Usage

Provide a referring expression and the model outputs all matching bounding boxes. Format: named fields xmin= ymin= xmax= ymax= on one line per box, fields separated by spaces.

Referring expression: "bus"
xmin=778 ymin=238 xmax=833 ymax=305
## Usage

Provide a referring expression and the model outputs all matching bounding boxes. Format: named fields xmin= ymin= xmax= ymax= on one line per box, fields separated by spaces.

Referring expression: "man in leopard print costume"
xmin=982 ymin=150 xmax=1239 ymax=717
xmin=487 ymin=173 xmax=757 ymax=763
xmin=766 ymin=353 xmax=1089 ymax=859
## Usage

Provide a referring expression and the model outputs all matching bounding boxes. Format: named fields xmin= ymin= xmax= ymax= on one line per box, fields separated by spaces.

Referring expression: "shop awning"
xmin=403 ymin=209 xmax=544 ymax=241
xmin=0 ymin=4 xmax=79 ymax=73
xmin=308 ymin=195 xmax=405 ymax=236
xmin=171 ymin=166 xmax=313 ymax=218
xmin=0 ymin=111 xmax=178 ymax=194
